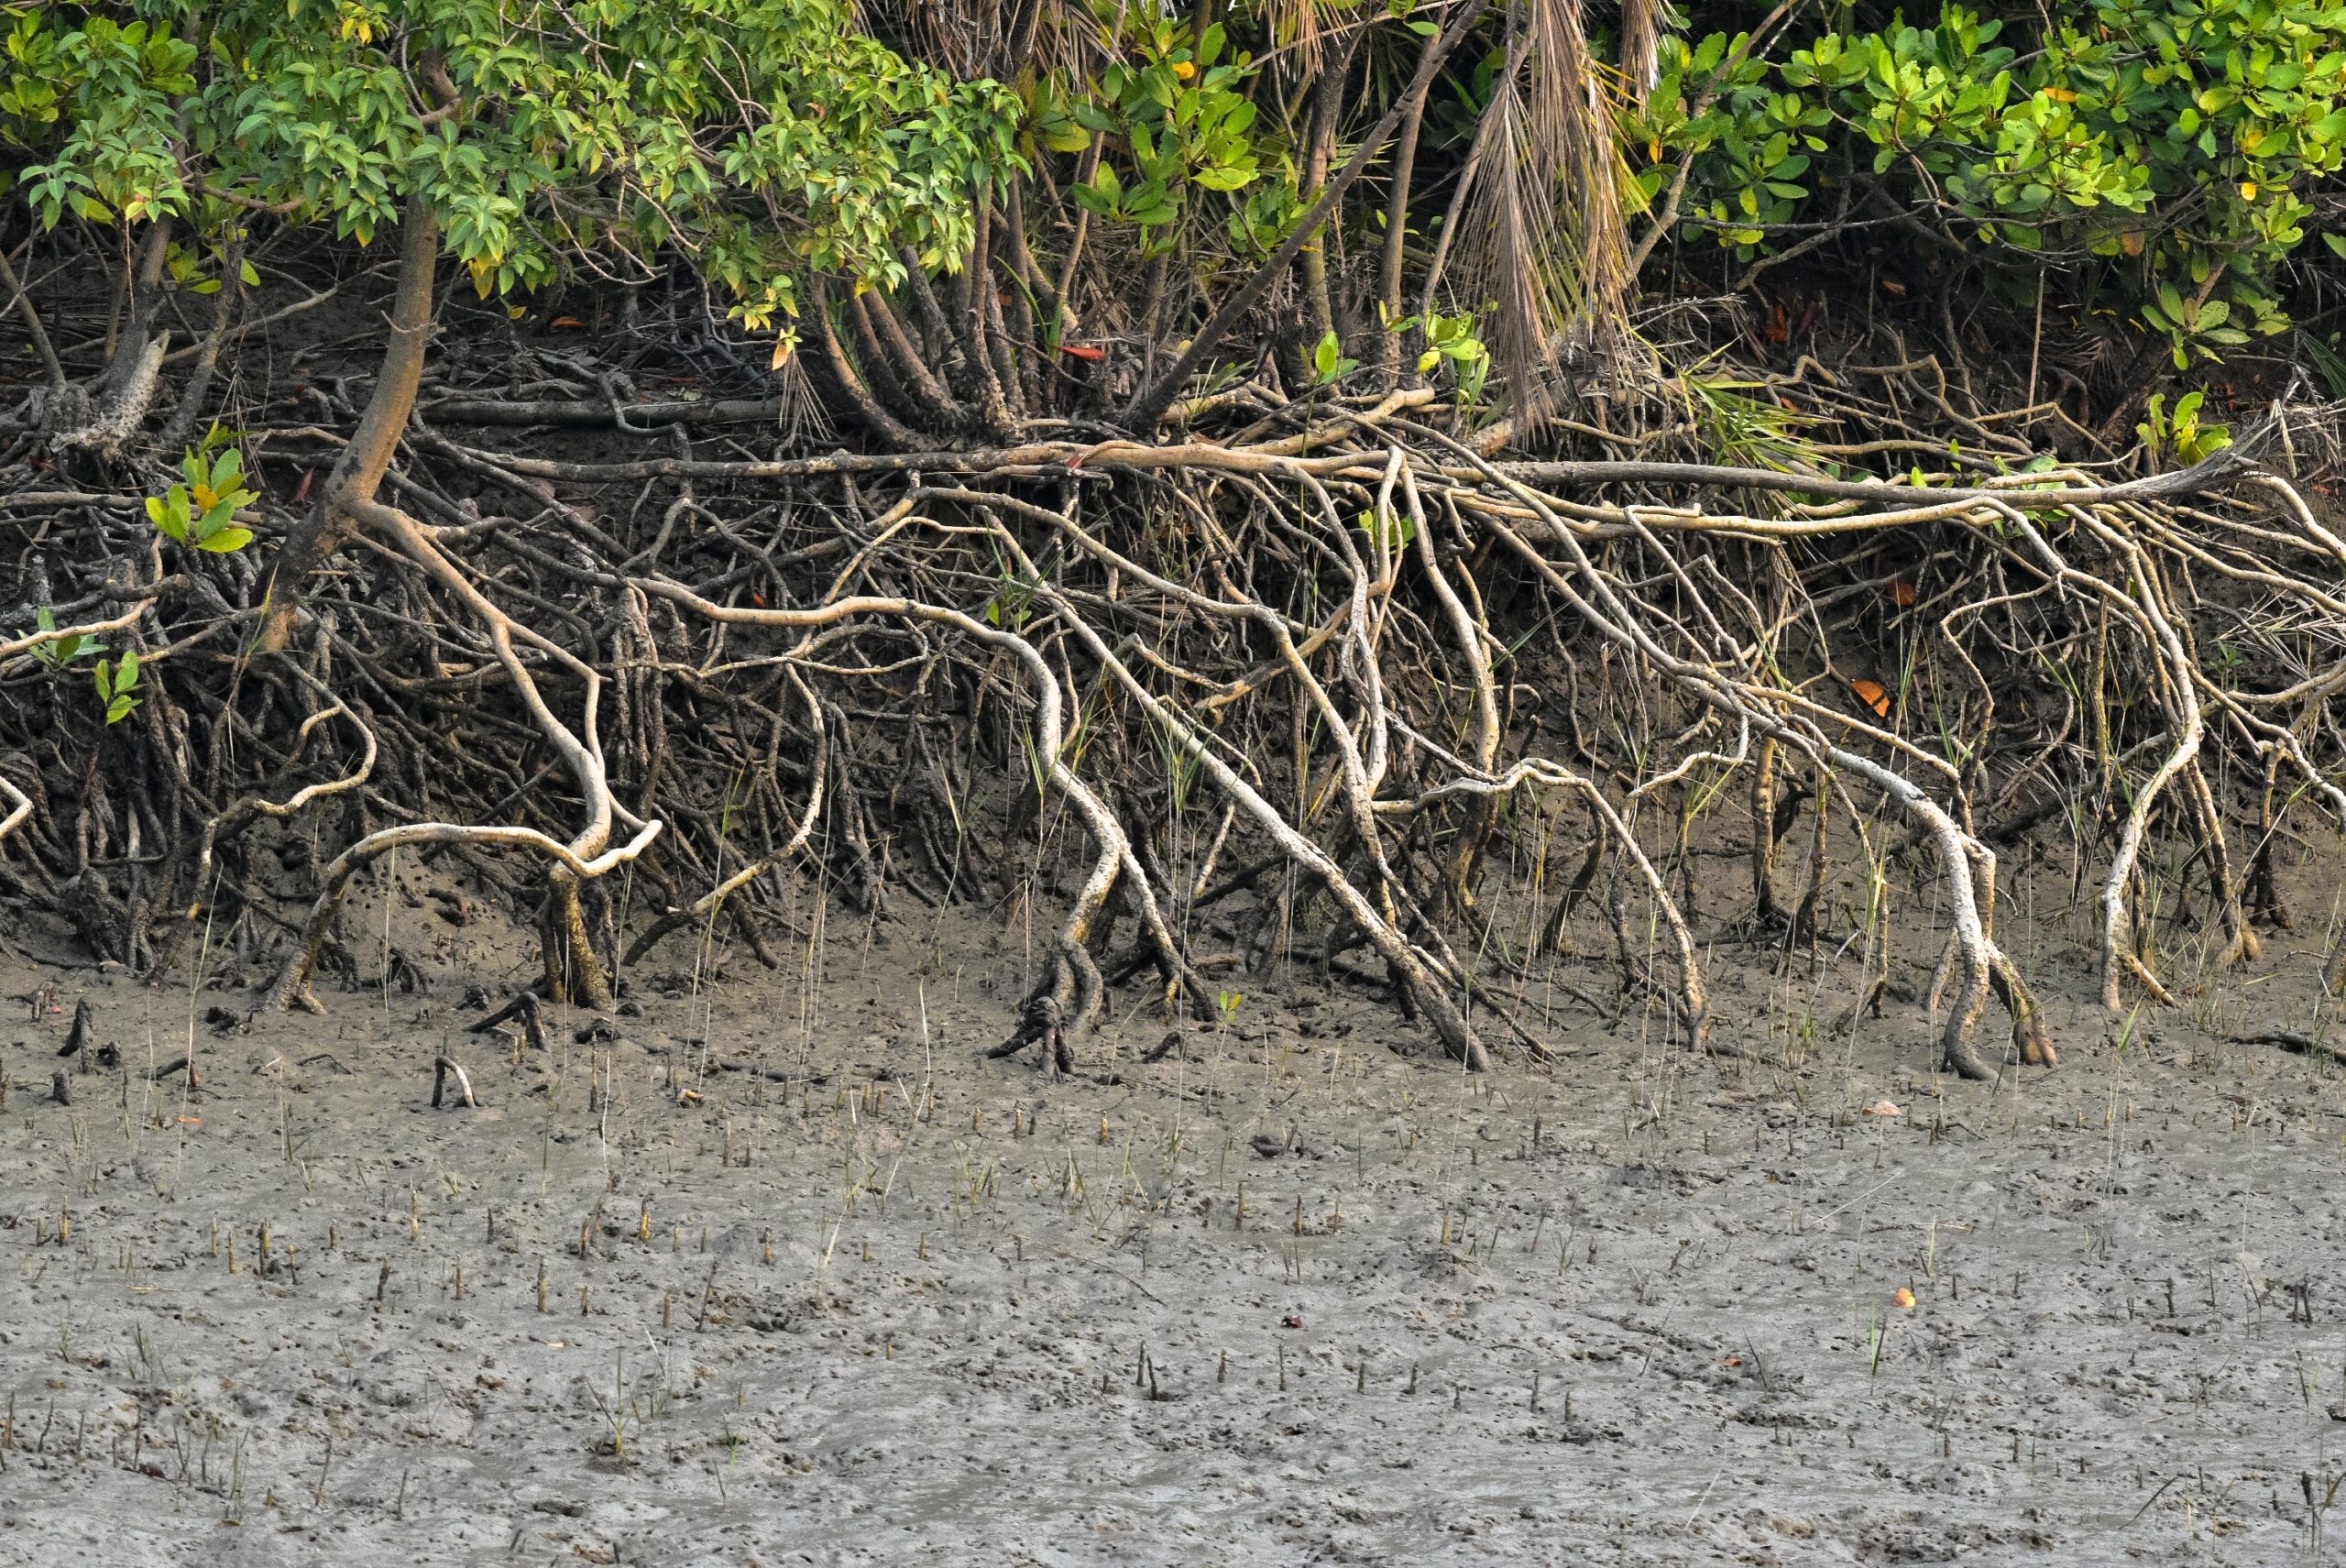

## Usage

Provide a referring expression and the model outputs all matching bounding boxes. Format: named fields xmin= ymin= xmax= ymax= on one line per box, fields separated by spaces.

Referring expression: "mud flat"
xmin=3 ymin=901 xmax=2346 ymax=1567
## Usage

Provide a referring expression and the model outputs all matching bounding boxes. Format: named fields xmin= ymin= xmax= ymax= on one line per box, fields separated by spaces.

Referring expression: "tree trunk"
xmin=1374 ymin=30 xmax=1439 ymax=380
xmin=259 ymin=196 xmax=438 ymax=652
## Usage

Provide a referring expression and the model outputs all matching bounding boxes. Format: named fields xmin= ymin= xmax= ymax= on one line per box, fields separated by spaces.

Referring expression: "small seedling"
xmin=146 ymin=442 xmax=258 ymax=554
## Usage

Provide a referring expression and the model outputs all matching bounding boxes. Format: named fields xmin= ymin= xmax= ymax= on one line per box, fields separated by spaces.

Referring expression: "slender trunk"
xmin=1376 ymin=26 xmax=1441 ymax=379
xmin=860 ymin=290 xmax=963 ymax=428
xmin=105 ymin=221 xmax=173 ymax=384
xmin=259 ymin=196 xmax=437 ymax=652
xmin=900 ymin=251 xmax=971 ymax=400
xmin=1124 ymin=0 xmax=1488 ymax=431
xmin=1050 ymin=136 xmax=1104 ymax=341
xmin=156 ymin=240 xmax=244 ymax=453
xmin=1000 ymin=178 xmax=1047 ymax=409
xmin=1299 ymin=32 xmax=1364 ymax=355
xmin=808 ymin=280 xmax=925 ymax=449
xmin=986 ymin=252 xmax=1027 ymax=420
xmin=0 ymin=234 xmax=65 ymax=390
xmin=965 ymin=200 xmax=1017 ymax=438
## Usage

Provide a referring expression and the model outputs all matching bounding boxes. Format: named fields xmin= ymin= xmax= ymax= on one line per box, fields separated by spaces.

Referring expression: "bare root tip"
xmin=1939 ymin=1040 xmax=1994 ymax=1082
xmin=269 ymin=981 xmax=326 ymax=1016
xmin=1992 ymin=962 xmax=2056 ymax=1069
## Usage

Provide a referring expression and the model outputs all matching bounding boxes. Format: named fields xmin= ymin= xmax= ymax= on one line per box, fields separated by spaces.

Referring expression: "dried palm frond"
xmin=773 ymin=348 xmax=837 ymax=449
xmin=1262 ymin=0 xmax=1331 ymax=76
xmin=1454 ymin=0 xmax=1634 ymax=426
xmin=1618 ymin=0 xmax=1661 ymax=106
xmin=877 ymin=0 xmax=1102 ymax=79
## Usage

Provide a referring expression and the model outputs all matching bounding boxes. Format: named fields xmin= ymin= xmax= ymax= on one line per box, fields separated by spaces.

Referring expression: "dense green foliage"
xmin=1650 ymin=0 xmax=2346 ymax=367
xmin=2 ymin=0 xmax=1019 ymax=334
xmin=5 ymin=0 xmax=2344 ymax=423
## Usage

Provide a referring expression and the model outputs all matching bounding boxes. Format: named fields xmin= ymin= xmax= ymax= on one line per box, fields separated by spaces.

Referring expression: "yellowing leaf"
xmin=1893 ymin=1287 xmax=1917 ymax=1310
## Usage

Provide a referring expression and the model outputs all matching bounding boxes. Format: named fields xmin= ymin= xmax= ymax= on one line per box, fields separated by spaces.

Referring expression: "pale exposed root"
xmin=265 ymin=497 xmax=652 ymax=1011
xmin=541 ymin=870 xmax=613 ymax=1008
xmin=1041 ymin=580 xmax=1494 ymax=1070
xmin=0 ymin=772 xmax=27 ymax=848
xmin=1750 ymin=735 xmax=1785 ymax=924
xmin=266 ymin=819 xmax=663 ymax=1014
xmin=996 ymin=807 xmax=1121 ymax=1072
xmin=431 ymin=1053 xmax=477 ymax=1109
xmin=11 ymin=338 xmax=2328 ymax=1090
xmin=629 ymin=584 xmax=1217 ymax=1071
xmin=0 ymin=596 xmax=159 ymax=663
xmin=1451 ymin=444 xmax=2023 ymax=1070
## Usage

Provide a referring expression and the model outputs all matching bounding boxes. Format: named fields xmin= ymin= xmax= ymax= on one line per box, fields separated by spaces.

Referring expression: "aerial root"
xmin=7 ymin=378 xmax=2325 ymax=1078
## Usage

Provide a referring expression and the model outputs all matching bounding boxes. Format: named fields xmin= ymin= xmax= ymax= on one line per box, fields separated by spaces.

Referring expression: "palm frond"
xmin=1262 ymin=0 xmax=1331 ymax=76
xmin=1455 ymin=0 xmax=1633 ymax=425
xmin=878 ymin=0 xmax=1101 ymax=79
xmin=1618 ymin=0 xmax=1661 ymax=106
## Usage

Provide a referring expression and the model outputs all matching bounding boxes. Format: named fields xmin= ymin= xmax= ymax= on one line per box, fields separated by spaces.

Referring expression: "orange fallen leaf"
xmin=1889 ymin=579 xmax=1918 ymax=608
xmin=176 ymin=1115 xmax=202 ymax=1126
xmin=1059 ymin=343 xmax=1106 ymax=362
xmin=1851 ymin=678 xmax=1891 ymax=718
xmin=1862 ymin=1099 xmax=1902 ymax=1117
xmin=1719 ymin=1354 xmax=1743 ymax=1367
xmin=551 ymin=315 xmax=586 ymax=329
xmin=1894 ymin=1287 xmax=1917 ymax=1310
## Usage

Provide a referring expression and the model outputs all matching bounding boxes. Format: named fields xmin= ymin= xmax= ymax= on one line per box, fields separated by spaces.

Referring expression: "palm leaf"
xmin=1454 ymin=0 xmax=1633 ymax=425
xmin=1618 ymin=0 xmax=1661 ymax=106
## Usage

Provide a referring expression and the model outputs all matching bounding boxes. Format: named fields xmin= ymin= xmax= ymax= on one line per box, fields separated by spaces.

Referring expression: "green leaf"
xmin=197 ymin=526 xmax=254 ymax=553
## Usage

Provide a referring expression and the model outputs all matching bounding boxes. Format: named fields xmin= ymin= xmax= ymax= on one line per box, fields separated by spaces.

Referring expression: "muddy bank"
xmin=2 ymin=903 xmax=2345 ymax=1566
